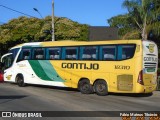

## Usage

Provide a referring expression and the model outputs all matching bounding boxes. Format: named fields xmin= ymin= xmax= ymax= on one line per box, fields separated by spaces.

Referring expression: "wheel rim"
xmin=97 ymin=84 xmax=106 ymax=93
xmin=82 ymin=83 xmax=90 ymax=92
xmin=17 ymin=77 xmax=23 ymax=85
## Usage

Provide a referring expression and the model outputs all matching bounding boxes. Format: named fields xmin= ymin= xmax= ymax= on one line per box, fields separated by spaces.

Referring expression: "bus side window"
xmin=117 ymin=45 xmax=136 ymax=60
xmin=46 ymin=47 xmax=61 ymax=60
xmin=63 ymin=47 xmax=78 ymax=60
xmin=100 ymin=46 xmax=116 ymax=61
xmin=23 ymin=49 xmax=31 ymax=60
xmin=17 ymin=48 xmax=31 ymax=62
xmin=80 ymin=46 xmax=98 ymax=60
xmin=33 ymin=48 xmax=45 ymax=60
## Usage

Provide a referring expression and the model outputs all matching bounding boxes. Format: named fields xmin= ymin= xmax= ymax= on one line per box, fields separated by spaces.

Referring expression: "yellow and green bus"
xmin=0 ymin=40 xmax=158 ymax=96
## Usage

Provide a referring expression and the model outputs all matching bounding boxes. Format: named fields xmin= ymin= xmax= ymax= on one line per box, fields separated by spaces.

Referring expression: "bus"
xmin=0 ymin=40 xmax=158 ymax=96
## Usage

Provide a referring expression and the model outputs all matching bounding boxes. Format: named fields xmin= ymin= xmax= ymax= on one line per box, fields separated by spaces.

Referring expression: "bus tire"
xmin=16 ymin=75 xmax=26 ymax=87
xmin=78 ymin=79 xmax=93 ymax=94
xmin=94 ymin=80 xmax=108 ymax=96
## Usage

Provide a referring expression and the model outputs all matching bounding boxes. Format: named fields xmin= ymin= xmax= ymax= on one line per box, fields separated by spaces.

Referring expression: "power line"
xmin=0 ymin=5 xmax=35 ymax=18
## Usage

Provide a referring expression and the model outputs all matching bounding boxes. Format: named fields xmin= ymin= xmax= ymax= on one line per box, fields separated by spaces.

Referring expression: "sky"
xmin=0 ymin=0 xmax=128 ymax=26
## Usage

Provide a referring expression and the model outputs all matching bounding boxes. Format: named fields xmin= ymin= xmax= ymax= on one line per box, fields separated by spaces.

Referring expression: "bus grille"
xmin=144 ymin=62 xmax=156 ymax=72
xmin=117 ymin=75 xmax=133 ymax=91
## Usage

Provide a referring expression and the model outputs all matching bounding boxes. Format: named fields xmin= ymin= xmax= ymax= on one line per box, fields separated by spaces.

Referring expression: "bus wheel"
xmin=16 ymin=75 xmax=26 ymax=87
xmin=94 ymin=80 xmax=108 ymax=96
xmin=78 ymin=79 xmax=93 ymax=94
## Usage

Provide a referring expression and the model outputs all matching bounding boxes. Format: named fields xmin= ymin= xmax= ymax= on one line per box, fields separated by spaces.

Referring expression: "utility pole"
xmin=52 ymin=0 xmax=55 ymax=41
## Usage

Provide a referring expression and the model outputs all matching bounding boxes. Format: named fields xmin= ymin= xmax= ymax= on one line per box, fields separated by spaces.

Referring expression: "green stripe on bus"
xmin=29 ymin=60 xmax=51 ymax=81
xmin=38 ymin=60 xmax=65 ymax=82
xmin=29 ymin=60 xmax=65 ymax=82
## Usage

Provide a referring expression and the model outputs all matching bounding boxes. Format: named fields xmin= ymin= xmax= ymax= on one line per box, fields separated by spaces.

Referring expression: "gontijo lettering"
xmin=62 ymin=63 xmax=99 ymax=70
xmin=144 ymin=57 xmax=158 ymax=62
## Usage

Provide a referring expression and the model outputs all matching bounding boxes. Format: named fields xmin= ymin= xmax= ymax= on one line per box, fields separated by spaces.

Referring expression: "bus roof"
xmin=10 ymin=39 xmax=143 ymax=49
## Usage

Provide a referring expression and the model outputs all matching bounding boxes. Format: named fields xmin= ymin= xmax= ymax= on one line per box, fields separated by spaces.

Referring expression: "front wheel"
xmin=94 ymin=80 xmax=108 ymax=96
xmin=16 ymin=75 xmax=26 ymax=87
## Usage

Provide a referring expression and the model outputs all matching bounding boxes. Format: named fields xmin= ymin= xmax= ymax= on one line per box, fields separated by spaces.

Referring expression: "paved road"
xmin=0 ymin=82 xmax=160 ymax=120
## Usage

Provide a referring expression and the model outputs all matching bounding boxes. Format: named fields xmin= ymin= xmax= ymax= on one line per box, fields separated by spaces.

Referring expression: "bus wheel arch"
xmin=93 ymin=79 xmax=108 ymax=96
xmin=15 ymin=74 xmax=26 ymax=87
xmin=78 ymin=78 xmax=93 ymax=94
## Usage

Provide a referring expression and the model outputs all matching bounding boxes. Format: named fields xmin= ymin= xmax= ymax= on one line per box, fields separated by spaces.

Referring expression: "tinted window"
xmin=46 ymin=48 xmax=61 ymax=60
xmin=17 ymin=48 xmax=31 ymax=62
xmin=100 ymin=46 xmax=116 ymax=60
xmin=22 ymin=48 xmax=32 ymax=60
xmin=81 ymin=46 xmax=98 ymax=60
xmin=63 ymin=47 xmax=78 ymax=60
xmin=33 ymin=48 xmax=45 ymax=60
xmin=2 ymin=54 xmax=14 ymax=69
xmin=9 ymin=48 xmax=20 ymax=59
xmin=118 ymin=45 xmax=135 ymax=60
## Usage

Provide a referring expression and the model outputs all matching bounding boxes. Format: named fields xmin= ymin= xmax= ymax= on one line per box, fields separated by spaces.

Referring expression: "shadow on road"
xmin=26 ymin=84 xmax=154 ymax=97
xmin=0 ymin=95 xmax=27 ymax=99
xmin=109 ymin=93 xmax=153 ymax=97
xmin=27 ymin=84 xmax=79 ymax=92
xmin=0 ymin=95 xmax=27 ymax=104
xmin=3 ymin=82 xmax=154 ymax=97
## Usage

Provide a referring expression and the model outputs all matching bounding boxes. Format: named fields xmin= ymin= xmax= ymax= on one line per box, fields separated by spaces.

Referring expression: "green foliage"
xmin=54 ymin=17 xmax=88 ymax=41
xmin=108 ymin=0 xmax=160 ymax=42
xmin=108 ymin=14 xmax=141 ymax=39
xmin=0 ymin=16 xmax=89 ymax=55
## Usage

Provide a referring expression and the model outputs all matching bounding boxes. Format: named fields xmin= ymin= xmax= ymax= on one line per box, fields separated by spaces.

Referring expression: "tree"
xmin=0 ymin=16 xmax=89 ymax=56
xmin=108 ymin=14 xmax=140 ymax=39
xmin=108 ymin=0 xmax=160 ymax=41
xmin=122 ymin=0 xmax=160 ymax=40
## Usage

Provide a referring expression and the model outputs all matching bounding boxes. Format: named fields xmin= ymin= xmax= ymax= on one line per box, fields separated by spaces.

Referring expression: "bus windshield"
xmin=2 ymin=54 xmax=14 ymax=69
xmin=8 ymin=48 xmax=20 ymax=60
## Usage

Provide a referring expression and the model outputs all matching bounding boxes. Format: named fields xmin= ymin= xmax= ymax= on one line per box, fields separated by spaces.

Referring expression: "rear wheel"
xmin=16 ymin=75 xmax=26 ymax=87
xmin=94 ymin=80 xmax=108 ymax=96
xmin=78 ymin=79 xmax=93 ymax=94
